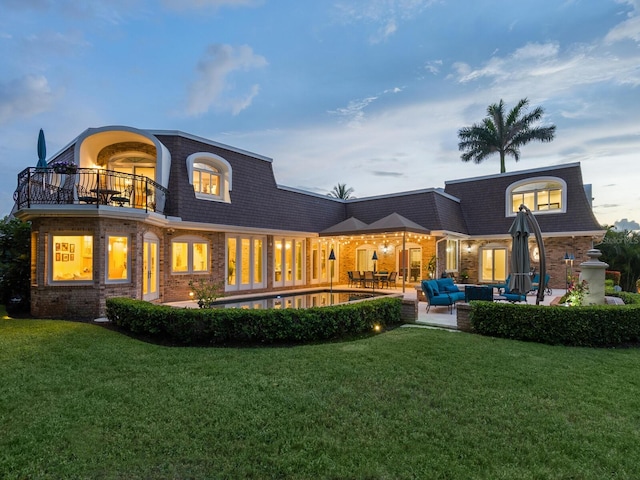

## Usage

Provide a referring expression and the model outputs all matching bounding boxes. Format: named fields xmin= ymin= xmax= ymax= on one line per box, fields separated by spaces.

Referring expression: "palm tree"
xmin=458 ymin=98 xmax=556 ymax=173
xmin=328 ymin=183 xmax=354 ymax=200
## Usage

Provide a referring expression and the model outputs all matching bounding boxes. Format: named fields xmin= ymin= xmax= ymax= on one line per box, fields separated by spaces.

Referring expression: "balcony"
xmin=14 ymin=167 xmax=168 ymax=214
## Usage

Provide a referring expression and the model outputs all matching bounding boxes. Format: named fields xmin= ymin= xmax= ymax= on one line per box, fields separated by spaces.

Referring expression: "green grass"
xmin=2 ymin=312 xmax=640 ymax=479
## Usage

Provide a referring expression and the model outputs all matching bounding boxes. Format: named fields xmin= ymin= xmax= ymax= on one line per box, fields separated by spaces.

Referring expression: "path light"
xmin=373 ymin=324 xmax=382 ymax=333
xmin=372 ymin=251 xmax=378 ymax=293
xmin=329 ymin=248 xmax=336 ymax=304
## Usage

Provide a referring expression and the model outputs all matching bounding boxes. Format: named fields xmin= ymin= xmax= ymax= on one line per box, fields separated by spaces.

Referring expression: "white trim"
xmin=170 ymin=234 xmax=210 ymax=274
xmin=149 ymin=129 xmax=273 ymax=163
xmin=105 ymin=233 xmax=130 ymax=284
xmin=505 ymin=176 xmax=567 ymax=217
xmin=445 ymin=162 xmax=582 ymax=185
xmin=186 ymin=152 xmax=232 ymax=203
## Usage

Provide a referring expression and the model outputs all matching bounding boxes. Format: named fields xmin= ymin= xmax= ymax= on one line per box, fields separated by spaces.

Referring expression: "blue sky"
xmin=1 ymin=0 xmax=639 ymax=228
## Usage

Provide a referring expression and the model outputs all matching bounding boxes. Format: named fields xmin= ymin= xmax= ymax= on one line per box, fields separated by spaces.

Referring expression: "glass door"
xmin=143 ymin=235 xmax=159 ymax=301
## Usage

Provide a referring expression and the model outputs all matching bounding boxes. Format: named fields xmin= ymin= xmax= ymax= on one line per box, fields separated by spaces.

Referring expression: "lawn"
xmin=2 ymin=311 xmax=640 ymax=479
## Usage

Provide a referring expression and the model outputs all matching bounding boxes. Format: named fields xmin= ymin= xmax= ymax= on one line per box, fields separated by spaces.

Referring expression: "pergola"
xmin=320 ymin=213 xmax=431 ymax=293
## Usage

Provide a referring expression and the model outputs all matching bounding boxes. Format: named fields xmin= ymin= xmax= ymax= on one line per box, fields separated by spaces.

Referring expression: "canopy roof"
xmin=320 ymin=212 xmax=430 ymax=236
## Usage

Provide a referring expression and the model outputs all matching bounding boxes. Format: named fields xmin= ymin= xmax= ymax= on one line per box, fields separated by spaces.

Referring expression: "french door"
xmin=143 ymin=234 xmax=159 ymax=301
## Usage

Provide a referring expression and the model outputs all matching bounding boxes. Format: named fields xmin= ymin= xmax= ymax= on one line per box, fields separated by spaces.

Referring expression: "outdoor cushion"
xmin=436 ymin=277 xmax=455 ymax=290
xmin=443 ymin=284 xmax=459 ymax=293
xmin=421 ymin=281 xmax=435 ymax=298
xmin=430 ymin=281 xmax=440 ymax=295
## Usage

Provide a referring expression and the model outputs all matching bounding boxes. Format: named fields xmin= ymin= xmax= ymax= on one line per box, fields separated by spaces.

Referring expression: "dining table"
xmin=91 ymin=188 xmax=122 ymax=205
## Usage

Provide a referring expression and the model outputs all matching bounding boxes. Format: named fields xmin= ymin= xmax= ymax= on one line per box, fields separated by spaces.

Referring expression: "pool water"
xmin=212 ymin=290 xmax=381 ymax=309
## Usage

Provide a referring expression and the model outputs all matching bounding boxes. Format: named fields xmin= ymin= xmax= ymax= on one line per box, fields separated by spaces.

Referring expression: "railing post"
xmin=26 ymin=168 xmax=32 ymax=208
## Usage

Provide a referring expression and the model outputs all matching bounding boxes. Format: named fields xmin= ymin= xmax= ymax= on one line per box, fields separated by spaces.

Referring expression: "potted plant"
xmin=460 ymin=270 xmax=470 ymax=283
xmin=51 ymin=161 xmax=78 ymax=174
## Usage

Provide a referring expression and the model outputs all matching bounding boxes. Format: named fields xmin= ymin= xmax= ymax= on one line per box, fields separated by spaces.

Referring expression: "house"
xmin=12 ymin=125 xmax=604 ymax=319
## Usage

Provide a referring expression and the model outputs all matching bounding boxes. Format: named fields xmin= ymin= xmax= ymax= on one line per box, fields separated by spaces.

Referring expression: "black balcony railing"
xmin=14 ymin=167 xmax=168 ymax=214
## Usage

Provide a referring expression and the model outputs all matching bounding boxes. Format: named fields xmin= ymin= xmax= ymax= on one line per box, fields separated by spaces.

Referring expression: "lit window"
xmin=226 ymin=235 xmax=265 ymax=291
xmin=446 ymin=239 xmax=458 ymax=271
xmin=52 ymin=235 xmax=93 ymax=282
xmin=107 ymin=235 xmax=129 ymax=281
xmin=480 ymin=247 xmax=507 ymax=283
xmin=192 ymin=162 xmax=220 ymax=197
xmin=171 ymin=237 xmax=209 ymax=274
xmin=508 ymin=178 xmax=566 ymax=215
xmin=186 ymin=153 xmax=232 ymax=203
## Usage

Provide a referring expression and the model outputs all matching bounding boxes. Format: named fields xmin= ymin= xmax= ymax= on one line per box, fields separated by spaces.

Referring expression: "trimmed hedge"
xmin=469 ymin=301 xmax=640 ymax=347
xmin=105 ymin=297 xmax=403 ymax=346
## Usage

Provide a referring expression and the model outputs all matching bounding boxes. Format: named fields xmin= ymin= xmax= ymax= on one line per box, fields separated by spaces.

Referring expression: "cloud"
xmin=369 ymin=20 xmax=397 ymax=44
xmin=371 ymin=170 xmax=405 ymax=178
xmin=605 ymin=14 xmax=640 ymax=43
xmin=0 ymin=75 xmax=55 ymax=124
xmin=328 ymin=96 xmax=379 ymax=127
xmin=425 ymin=60 xmax=443 ymax=75
xmin=186 ymin=44 xmax=268 ymax=116
xmin=614 ymin=218 xmax=640 ymax=231
xmin=161 ymin=0 xmax=261 ymax=10
xmin=334 ymin=0 xmax=436 ymax=41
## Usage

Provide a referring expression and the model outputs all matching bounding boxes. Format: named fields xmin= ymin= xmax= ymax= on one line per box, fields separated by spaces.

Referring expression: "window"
xmin=274 ymin=238 xmax=305 ymax=287
xmin=480 ymin=247 xmax=507 ymax=283
xmin=107 ymin=235 xmax=129 ymax=281
xmin=171 ymin=236 xmax=209 ymax=274
xmin=310 ymin=240 xmax=333 ymax=283
xmin=507 ymin=177 xmax=566 ymax=215
xmin=356 ymin=245 xmax=377 ymax=272
xmin=227 ymin=235 xmax=265 ymax=291
xmin=192 ymin=162 xmax=220 ymax=197
xmin=186 ymin=152 xmax=232 ymax=203
xmin=446 ymin=239 xmax=458 ymax=272
xmin=51 ymin=235 xmax=93 ymax=282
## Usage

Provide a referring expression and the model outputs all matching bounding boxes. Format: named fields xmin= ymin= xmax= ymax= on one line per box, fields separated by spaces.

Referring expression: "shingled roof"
xmin=443 ymin=163 xmax=602 ymax=236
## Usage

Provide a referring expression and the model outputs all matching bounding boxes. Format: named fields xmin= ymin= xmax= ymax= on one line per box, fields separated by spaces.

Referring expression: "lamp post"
xmin=329 ymin=248 xmax=336 ymax=304
xmin=372 ymin=251 xmax=378 ymax=292
xmin=564 ymin=252 xmax=570 ymax=293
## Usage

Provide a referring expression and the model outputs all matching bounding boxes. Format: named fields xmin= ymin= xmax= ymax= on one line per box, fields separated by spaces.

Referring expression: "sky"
xmin=1 ymin=0 xmax=639 ymax=228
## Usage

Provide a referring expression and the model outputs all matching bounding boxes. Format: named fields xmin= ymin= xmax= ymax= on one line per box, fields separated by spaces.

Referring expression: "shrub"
xmin=0 ymin=216 xmax=31 ymax=313
xmin=605 ymin=270 xmax=621 ymax=285
xmin=469 ymin=301 xmax=640 ymax=347
xmin=106 ymin=297 xmax=403 ymax=346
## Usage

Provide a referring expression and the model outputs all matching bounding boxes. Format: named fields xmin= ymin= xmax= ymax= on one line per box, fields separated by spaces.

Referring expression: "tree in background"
xmin=596 ymin=227 xmax=640 ymax=292
xmin=328 ymin=183 xmax=355 ymax=200
xmin=0 ymin=216 xmax=31 ymax=312
xmin=458 ymin=98 xmax=556 ymax=173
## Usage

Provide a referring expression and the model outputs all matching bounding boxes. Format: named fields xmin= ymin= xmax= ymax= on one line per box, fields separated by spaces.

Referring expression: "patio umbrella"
xmin=508 ymin=209 xmax=532 ymax=294
xmin=36 ymin=128 xmax=47 ymax=170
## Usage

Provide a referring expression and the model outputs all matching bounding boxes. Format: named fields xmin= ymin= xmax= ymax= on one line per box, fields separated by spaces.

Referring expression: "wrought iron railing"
xmin=14 ymin=167 xmax=168 ymax=214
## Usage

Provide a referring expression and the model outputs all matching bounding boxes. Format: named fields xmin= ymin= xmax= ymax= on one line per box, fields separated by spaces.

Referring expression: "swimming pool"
xmin=211 ymin=290 xmax=384 ymax=309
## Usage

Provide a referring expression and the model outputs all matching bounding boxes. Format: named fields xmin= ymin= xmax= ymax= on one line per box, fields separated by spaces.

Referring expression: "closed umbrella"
xmin=508 ymin=209 xmax=532 ymax=294
xmin=36 ymin=129 xmax=47 ymax=169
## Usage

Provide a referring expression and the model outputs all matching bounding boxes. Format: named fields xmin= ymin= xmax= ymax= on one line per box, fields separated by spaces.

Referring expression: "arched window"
xmin=186 ymin=152 xmax=232 ymax=203
xmin=506 ymin=177 xmax=566 ymax=216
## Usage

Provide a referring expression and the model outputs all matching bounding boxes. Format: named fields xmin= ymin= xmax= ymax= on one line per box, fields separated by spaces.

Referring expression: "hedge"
xmin=469 ymin=301 xmax=640 ymax=347
xmin=105 ymin=296 xmax=403 ymax=346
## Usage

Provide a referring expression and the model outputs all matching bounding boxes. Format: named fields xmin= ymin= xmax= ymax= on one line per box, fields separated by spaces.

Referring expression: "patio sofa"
xmin=421 ymin=278 xmax=465 ymax=313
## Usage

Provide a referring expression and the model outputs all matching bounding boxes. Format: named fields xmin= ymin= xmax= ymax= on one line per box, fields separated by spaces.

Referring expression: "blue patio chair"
xmin=421 ymin=279 xmax=464 ymax=314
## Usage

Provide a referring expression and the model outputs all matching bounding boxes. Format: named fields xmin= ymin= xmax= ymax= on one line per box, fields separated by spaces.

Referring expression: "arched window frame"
xmin=505 ymin=176 xmax=567 ymax=217
xmin=186 ymin=152 xmax=232 ymax=203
